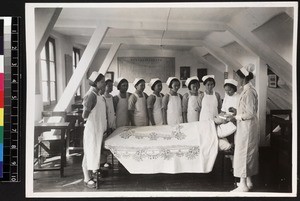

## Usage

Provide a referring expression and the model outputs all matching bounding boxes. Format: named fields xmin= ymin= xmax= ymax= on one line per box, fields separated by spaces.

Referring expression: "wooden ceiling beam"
xmin=55 ymin=19 xmax=227 ymax=32
xmin=54 ymin=25 xmax=109 ymax=111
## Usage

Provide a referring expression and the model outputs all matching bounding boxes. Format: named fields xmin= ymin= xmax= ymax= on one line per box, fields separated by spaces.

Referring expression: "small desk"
xmin=34 ymin=122 xmax=70 ymax=177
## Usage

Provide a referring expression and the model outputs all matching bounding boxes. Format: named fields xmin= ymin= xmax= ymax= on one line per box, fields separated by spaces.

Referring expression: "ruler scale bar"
xmin=0 ymin=17 xmax=20 ymax=182
xmin=0 ymin=19 xmax=4 ymax=178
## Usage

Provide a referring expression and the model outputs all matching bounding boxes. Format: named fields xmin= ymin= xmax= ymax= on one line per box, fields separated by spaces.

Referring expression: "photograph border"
xmin=25 ymin=2 xmax=298 ymax=198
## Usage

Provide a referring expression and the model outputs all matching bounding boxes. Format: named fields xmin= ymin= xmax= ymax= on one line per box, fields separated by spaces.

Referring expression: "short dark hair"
xmin=105 ymin=79 xmax=113 ymax=85
xmin=151 ymin=80 xmax=162 ymax=91
xmin=134 ymin=79 xmax=145 ymax=88
xmin=117 ymin=79 xmax=128 ymax=90
xmin=224 ymin=83 xmax=237 ymax=92
xmin=203 ymin=77 xmax=215 ymax=86
xmin=169 ymin=78 xmax=180 ymax=88
xmin=236 ymin=70 xmax=254 ymax=82
xmin=188 ymin=80 xmax=199 ymax=90
xmin=89 ymin=73 xmax=105 ymax=87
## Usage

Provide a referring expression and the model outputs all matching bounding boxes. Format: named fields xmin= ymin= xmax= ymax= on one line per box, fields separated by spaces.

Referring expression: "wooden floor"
xmin=33 ymin=148 xmax=292 ymax=193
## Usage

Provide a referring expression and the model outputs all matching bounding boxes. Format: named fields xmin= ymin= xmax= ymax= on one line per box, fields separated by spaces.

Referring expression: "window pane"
xmin=50 ymin=81 xmax=56 ymax=101
xmin=49 ymin=41 xmax=55 ymax=61
xmin=49 ymin=62 xmax=56 ymax=81
xmin=42 ymin=82 xmax=49 ymax=103
xmin=76 ymin=52 xmax=80 ymax=65
xmin=40 ymin=46 xmax=46 ymax=60
xmin=40 ymin=60 xmax=48 ymax=81
xmin=72 ymin=51 xmax=76 ymax=66
xmin=76 ymin=87 xmax=81 ymax=96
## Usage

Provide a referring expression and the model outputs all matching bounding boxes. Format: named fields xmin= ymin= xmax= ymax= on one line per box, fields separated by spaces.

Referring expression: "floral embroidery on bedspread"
xmin=107 ymin=145 xmax=200 ymax=161
xmin=119 ymin=125 xmax=186 ymax=140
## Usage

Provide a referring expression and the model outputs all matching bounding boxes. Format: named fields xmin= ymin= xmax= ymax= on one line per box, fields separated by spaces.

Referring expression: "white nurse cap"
xmin=114 ymin=77 xmax=126 ymax=87
xmin=185 ymin=76 xmax=199 ymax=87
xmin=239 ymin=67 xmax=249 ymax=77
xmin=166 ymin=77 xmax=179 ymax=87
xmin=149 ymin=78 xmax=161 ymax=88
xmin=202 ymin=75 xmax=215 ymax=82
xmin=239 ymin=63 xmax=255 ymax=77
xmin=224 ymin=79 xmax=238 ymax=87
xmin=133 ymin=78 xmax=145 ymax=87
xmin=89 ymin=71 xmax=100 ymax=82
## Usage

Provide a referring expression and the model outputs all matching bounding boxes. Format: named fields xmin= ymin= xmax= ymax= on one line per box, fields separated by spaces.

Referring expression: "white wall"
xmin=34 ymin=31 xmax=86 ymax=121
xmin=88 ymin=48 xmax=227 ymax=98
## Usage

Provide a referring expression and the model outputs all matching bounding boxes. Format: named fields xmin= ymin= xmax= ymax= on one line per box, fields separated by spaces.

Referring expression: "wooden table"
xmin=34 ymin=122 xmax=70 ymax=177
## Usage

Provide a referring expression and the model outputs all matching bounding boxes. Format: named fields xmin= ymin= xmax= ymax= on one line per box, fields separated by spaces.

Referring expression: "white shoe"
xmin=237 ymin=182 xmax=254 ymax=190
xmin=230 ymin=185 xmax=249 ymax=192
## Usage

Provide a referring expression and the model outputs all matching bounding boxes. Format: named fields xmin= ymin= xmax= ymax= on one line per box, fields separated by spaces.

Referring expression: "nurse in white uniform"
xmin=162 ymin=77 xmax=183 ymax=125
xmin=199 ymin=75 xmax=222 ymax=121
xmin=221 ymin=79 xmax=239 ymax=116
xmin=128 ymin=78 xmax=149 ymax=126
xmin=113 ymin=78 xmax=131 ymax=128
xmin=228 ymin=64 xmax=259 ymax=192
xmin=104 ymin=79 xmax=116 ymax=131
xmin=182 ymin=76 xmax=201 ymax=123
xmin=147 ymin=78 xmax=164 ymax=125
xmin=82 ymin=72 xmax=107 ymax=189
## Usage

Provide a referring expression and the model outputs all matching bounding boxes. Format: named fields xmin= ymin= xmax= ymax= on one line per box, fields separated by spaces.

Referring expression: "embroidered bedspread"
xmin=104 ymin=120 xmax=218 ymax=174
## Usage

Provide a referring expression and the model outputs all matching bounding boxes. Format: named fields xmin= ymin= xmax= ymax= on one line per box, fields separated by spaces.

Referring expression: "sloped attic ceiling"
xmin=49 ymin=5 xmax=294 ymax=110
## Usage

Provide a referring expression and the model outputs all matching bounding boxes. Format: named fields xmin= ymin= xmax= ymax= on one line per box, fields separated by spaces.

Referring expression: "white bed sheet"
xmin=104 ymin=120 xmax=219 ymax=174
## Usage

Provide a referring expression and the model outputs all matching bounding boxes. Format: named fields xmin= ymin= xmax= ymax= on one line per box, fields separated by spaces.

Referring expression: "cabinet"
xmin=270 ymin=110 xmax=292 ymax=190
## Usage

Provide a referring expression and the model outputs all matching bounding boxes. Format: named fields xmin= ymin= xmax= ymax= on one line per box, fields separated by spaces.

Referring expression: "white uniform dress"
xmin=199 ymin=91 xmax=218 ymax=121
xmin=167 ymin=93 xmax=183 ymax=125
xmin=187 ymin=92 xmax=200 ymax=122
xmin=115 ymin=93 xmax=129 ymax=128
xmin=233 ymin=83 xmax=259 ymax=177
xmin=132 ymin=92 xmax=149 ymax=126
xmin=221 ymin=93 xmax=239 ymax=114
xmin=151 ymin=94 xmax=163 ymax=125
xmin=82 ymin=90 xmax=107 ymax=171
xmin=104 ymin=95 xmax=116 ymax=129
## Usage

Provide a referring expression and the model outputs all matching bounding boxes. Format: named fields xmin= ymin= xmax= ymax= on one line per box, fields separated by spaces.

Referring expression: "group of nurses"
xmin=122 ymin=75 xmax=224 ymax=126
xmin=106 ymin=66 xmax=259 ymax=193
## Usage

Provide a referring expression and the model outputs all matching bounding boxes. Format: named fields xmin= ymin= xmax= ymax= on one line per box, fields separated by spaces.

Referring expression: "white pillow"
xmin=217 ymin=122 xmax=237 ymax=138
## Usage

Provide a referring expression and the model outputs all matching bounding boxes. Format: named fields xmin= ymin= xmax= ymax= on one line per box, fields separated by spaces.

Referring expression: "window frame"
xmin=73 ymin=47 xmax=81 ymax=97
xmin=40 ymin=37 xmax=57 ymax=108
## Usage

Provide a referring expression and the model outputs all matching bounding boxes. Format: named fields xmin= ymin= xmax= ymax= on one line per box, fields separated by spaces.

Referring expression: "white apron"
xmin=104 ymin=96 xmax=116 ymax=129
xmin=187 ymin=92 xmax=200 ymax=122
xmin=82 ymin=91 xmax=107 ymax=171
xmin=167 ymin=93 xmax=182 ymax=125
xmin=115 ymin=93 xmax=129 ymax=128
xmin=233 ymin=84 xmax=259 ymax=177
xmin=152 ymin=94 xmax=163 ymax=125
xmin=133 ymin=93 xmax=149 ymax=126
xmin=199 ymin=91 xmax=218 ymax=121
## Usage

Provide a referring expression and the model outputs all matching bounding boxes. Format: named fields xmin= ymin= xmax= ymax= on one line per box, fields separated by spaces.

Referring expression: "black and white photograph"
xmin=25 ymin=2 xmax=298 ymax=198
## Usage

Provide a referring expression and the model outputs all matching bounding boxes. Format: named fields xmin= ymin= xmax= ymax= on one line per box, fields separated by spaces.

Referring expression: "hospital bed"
xmin=104 ymin=120 xmax=236 ymax=174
